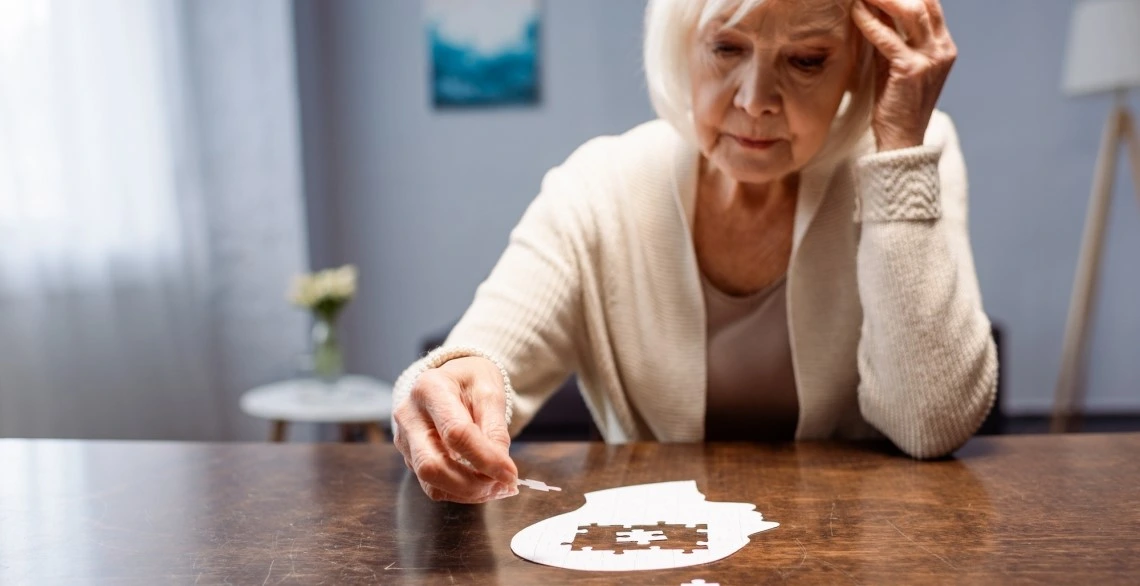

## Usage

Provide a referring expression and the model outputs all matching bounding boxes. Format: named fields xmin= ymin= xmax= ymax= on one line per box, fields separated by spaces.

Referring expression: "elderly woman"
xmin=393 ymin=0 xmax=996 ymax=504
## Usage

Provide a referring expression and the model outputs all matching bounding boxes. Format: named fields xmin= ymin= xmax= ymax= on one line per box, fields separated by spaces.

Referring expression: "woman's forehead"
xmin=787 ymin=0 xmax=850 ymax=28
xmin=707 ymin=0 xmax=850 ymax=36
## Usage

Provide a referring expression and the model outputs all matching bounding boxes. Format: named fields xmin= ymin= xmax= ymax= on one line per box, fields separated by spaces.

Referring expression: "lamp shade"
xmin=1062 ymin=0 xmax=1140 ymax=96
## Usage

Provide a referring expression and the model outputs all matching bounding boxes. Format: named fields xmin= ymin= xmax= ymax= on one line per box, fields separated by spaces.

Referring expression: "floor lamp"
xmin=1052 ymin=0 xmax=1140 ymax=433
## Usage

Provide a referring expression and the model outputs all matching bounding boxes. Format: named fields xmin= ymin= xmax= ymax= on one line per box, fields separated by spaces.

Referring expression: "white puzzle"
xmin=510 ymin=480 xmax=778 ymax=571
xmin=517 ymin=478 xmax=562 ymax=492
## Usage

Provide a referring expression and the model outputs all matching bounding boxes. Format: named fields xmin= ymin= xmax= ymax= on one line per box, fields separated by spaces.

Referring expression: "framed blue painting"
xmin=426 ymin=0 xmax=541 ymax=108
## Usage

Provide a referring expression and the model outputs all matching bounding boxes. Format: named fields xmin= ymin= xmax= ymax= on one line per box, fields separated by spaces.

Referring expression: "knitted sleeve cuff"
xmin=853 ymin=145 xmax=943 ymax=223
xmin=407 ymin=345 xmax=516 ymax=427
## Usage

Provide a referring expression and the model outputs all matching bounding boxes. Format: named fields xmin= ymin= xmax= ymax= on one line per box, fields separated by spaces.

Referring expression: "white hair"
xmin=644 ymin=0 xmax=875 ymax=166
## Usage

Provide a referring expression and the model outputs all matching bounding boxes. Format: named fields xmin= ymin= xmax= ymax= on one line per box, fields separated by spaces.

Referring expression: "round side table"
xmin=240 ymin=375 xmax=394 ymax=442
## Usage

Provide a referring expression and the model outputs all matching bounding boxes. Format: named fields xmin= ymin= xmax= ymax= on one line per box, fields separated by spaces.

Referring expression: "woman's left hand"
xmin=851 ymin=0 xmax=957 ymax=152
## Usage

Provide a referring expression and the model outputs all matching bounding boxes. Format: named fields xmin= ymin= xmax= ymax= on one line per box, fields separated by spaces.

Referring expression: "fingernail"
xmin=497 ymin=468 xmax=517 ymax=485
xmin=482 ymin=483 xmax=507 ymax=498
xmin=490 ymin=482 xmax=518 ymax=499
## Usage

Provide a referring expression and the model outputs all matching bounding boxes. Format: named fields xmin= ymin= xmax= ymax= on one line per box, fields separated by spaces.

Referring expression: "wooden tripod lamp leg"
xmin=1052 ymin=105 xmax=1127 ymax=433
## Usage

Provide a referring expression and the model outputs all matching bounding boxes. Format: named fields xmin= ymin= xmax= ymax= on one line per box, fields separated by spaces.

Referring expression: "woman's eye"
xmin=712 ymin=42 xmax=744 ymax=57
xmin=790 ymin=56 xmax=828 ymax=72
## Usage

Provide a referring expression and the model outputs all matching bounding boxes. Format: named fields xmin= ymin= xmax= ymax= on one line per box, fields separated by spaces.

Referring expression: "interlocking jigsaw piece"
xmin=561 ymin=522 xmax=709 ymax=554
xmin=563 ymin=525 xmax=594 ymax=551
xmin=655 ymin=522 xmax=710 ymax=552
xmin=615 ymin=528 xmax=667 ymax=545
xmin=517 ymin=478 xmax=561 ymax=492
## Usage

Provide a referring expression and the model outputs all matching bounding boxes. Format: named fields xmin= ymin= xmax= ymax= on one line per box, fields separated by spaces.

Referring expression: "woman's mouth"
xmin=731 ymin=135 xmax=782 ymax=150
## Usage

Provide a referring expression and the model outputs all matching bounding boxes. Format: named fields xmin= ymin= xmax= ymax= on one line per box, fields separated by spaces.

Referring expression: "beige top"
xmin=702 ymin=274 xmax=799 ymax=442
xmin=394 ymin=112 xmax=998 ymax=459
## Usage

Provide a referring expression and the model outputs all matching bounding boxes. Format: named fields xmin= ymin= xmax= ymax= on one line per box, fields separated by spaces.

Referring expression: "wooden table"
xmin=1 ymin=434 xmax=1137 ymax=584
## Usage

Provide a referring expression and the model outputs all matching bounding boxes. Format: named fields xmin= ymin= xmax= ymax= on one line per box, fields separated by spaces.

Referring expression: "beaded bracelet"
xmin=419 ymin=345 xmax=515 ymax=427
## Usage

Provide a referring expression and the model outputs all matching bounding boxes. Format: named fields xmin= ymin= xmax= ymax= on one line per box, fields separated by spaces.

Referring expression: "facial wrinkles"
xmin=689 ymin=0 xmax=858 ymax=181
xmin=710 ymin=19 xmax=848 ymax=137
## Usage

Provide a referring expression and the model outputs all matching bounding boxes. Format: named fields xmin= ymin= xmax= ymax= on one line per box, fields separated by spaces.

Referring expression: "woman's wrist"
xmin=853 ymin=145 xmax=943 ymax=223
xmin=421 ymin=345 xmax=516 ymax=426
xmin=873 ymin=120 xmax=929 ymax=153
xmin=876 ymin=134 xmax=925 ymax=153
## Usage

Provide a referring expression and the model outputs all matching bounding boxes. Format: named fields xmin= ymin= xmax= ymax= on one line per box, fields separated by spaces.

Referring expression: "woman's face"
xmin=689 ymin=0 xmax=859 ymax=185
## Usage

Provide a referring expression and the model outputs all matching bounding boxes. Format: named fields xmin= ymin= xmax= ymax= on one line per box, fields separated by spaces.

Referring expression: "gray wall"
xmin=183 ymin=0 xmax=314 ymax=440
xmin=296 ymin=0 xmax=1140 ymax=416
xmin=294 ymin=0 xmax=654 ymax=384
xmin=940 ymin=1 xmax=1140 ymax=413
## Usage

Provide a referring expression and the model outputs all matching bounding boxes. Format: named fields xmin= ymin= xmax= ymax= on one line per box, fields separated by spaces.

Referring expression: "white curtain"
xmin=0 ymin=0 xmax=310 ymax=440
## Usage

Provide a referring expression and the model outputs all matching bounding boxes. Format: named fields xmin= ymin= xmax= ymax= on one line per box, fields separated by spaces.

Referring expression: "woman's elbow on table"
xmin=859 ymin=337 xmax=999 ymax=460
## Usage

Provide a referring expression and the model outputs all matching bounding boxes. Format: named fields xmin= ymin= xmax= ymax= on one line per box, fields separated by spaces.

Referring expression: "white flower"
xmin=288 ymin=264 xmax=357 ymax=309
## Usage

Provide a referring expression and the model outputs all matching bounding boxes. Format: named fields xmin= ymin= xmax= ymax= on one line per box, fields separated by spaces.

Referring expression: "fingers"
xmin=415 ymin=368 xmax=516 ymax=485
xmin=419 ymin=477 xmax=518 ymax=504
xmin=852 ymin=0 xmax=908 ymax=60
xmin=399 ymin=402 xmax=502 ymax=495
xmin=392 ymin=359 xmax=520 ymax=504
xmin=924 ymin=0 xmax=956 ymax=59
xmin=922 ymin=0 xmax=947 ymax=32
xmin=861 ymin=0 xmax=932 ymax=46
xmin=467 ymin=374 xmax=517 ymax=480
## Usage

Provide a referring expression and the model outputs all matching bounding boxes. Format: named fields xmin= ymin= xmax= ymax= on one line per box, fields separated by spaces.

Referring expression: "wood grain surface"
xmin=1 ymin=434 xmax=1137 ymax=584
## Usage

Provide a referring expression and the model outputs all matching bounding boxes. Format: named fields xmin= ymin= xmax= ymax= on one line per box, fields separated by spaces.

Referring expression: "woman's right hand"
xmin=392 ymin=356 xmax=519 ymax=503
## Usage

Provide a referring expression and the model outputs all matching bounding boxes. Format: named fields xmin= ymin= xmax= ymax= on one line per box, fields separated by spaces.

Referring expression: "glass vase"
xmin=311 ymin=314 xmax=343 ymax=384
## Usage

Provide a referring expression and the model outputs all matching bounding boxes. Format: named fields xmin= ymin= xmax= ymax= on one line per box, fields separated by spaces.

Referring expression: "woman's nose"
xmin=733 ymin=62 xmax=781 ymax=118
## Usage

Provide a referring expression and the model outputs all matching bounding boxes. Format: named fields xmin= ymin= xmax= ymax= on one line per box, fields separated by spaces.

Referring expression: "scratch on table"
xmin=829 ymin=501 xmax=837 ymax=537
xmin=261 ymin=559 xmax=277 ymax=586
xmin=276 ymin=543 xmax=301 ymax=585
xmin=795 ymin=538 xmax=808 ymax=568
xmin=462 ymin=558 xmax=476 ymax=583
xmin=384 ymin=561 xmax=434 ymax=571
xmin=820 ymin=558 xmax=861 ymax=585
xmin=886 ymin=519 xmax=958 ymax=570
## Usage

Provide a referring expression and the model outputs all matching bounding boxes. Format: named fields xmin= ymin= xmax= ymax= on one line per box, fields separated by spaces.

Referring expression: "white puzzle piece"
xmin=518 ymin=478 xmax=562 ymax=492
xmin=510 ymin=480 xmax=778 ymax=571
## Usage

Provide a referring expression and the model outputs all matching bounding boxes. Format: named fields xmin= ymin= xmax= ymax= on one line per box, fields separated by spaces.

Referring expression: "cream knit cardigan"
xmin=394 ymin=111 xmax=997 ymax=459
